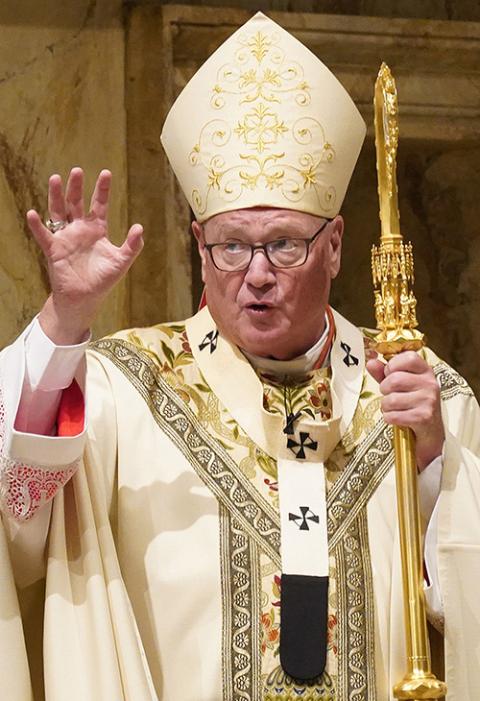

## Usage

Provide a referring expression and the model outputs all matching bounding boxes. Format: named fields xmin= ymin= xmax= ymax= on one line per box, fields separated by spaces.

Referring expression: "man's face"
xmin=192 ymin=208 xmax=343 ymax=360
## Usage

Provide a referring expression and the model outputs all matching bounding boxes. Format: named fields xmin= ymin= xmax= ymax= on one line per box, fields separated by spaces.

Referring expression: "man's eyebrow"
xmin=205 ymin=220 xmax=313 ymax=238
xmin=206 ymin=224 xmax=244 ymax=238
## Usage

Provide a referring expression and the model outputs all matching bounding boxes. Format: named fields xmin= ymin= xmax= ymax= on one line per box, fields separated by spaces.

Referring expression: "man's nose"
xmin=243 ymin=248 xmax=276 ymax=287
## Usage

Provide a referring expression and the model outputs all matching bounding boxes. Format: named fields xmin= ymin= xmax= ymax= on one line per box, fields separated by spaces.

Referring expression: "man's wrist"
xmin=416 ymin=426 xmax=445 ymax=472
xmin=39 ymin=296 xmax=92 ymax=346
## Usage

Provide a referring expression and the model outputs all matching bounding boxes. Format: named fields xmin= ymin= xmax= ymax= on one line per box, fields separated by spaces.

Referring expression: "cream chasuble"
xmin=1 ymin=307 xmax=480 ymax=700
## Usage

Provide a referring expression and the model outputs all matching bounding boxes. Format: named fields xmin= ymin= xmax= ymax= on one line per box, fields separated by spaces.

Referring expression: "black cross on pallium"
xmin=198 ymin=329 xmax=219 ymax=354
xmin=289 ymin=506 xmax=320 ymax=531
xmin=287 ymin=431 xmax=318 ymax=459
xmin=340 ymin=341 xmax=359 ymax=367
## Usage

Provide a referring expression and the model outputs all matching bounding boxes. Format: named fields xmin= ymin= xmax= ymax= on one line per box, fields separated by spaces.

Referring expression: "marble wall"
xmin=0 ymin=0 xmax=128 ymax=345
xmin=136 ymin=0 xmax=480 ymax=22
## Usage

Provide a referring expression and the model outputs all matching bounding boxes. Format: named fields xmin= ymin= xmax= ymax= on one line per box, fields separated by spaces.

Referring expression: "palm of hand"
xmin=47 ymin=218 xmax=130 ymax=302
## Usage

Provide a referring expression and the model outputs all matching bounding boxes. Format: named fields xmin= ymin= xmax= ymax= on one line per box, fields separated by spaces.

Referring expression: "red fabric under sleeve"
xmin=57 ymin=379 xmax=85 ymax=437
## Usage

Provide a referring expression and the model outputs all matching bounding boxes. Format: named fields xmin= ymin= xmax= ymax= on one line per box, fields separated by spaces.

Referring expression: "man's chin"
xmin=214 ymin=310 xmax=293 ymax=358
xmin=236 ymin=327 xmax=291 ymax=359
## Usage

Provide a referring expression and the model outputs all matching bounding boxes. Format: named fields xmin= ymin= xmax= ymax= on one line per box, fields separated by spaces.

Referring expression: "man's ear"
xmin=329 ymin=215 xmax=344 ymax=279
xmin=192 ymin=220 xmax=208 ymax=283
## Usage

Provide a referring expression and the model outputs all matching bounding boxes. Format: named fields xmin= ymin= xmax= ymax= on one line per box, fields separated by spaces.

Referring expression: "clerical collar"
xmin=242 ymin=313 xmax=330 ymax=377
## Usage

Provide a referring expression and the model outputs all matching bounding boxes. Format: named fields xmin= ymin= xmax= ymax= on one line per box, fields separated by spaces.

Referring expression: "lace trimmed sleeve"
xmin=0 ymin=380 xmax=84 ymax=522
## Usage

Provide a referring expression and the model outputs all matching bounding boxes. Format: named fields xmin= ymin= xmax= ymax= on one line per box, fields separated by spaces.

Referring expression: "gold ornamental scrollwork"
xmin=189 ymin=28 xmax=336 ymax=216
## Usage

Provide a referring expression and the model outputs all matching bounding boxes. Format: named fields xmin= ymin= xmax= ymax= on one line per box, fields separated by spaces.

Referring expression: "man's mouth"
xmin=245 ymin=303 xmax=274 ymax=313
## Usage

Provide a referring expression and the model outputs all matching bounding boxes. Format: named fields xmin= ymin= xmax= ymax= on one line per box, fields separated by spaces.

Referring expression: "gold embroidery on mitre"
xmin=189 ymin=28 xmax=337 ymax=216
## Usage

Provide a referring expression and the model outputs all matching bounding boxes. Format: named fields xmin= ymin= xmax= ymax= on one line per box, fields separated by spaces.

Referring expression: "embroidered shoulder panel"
xmin=92 ymin=336 xmax=282 ymax=566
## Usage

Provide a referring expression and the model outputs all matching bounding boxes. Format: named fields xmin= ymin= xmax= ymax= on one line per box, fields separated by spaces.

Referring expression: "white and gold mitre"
xmin=161 ymin=12 xmax=366 ymax=222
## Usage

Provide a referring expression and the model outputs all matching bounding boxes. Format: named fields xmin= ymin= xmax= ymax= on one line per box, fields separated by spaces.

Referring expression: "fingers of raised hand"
xmin=28 ymin=169 xmax=122 ymax=262
xmin=118 ymin=224 xmax=144 ymax=267
xmin=89 ymin=169 xmax=112 ymax=222
xmin=48 ymin=167 xmax=85 ymax=225
xmin=26 ymin=209 xmax=54 ymax=254
xmin=48 ymin=173 xmax=67 ymax=223
xmin=47 ymin=168 xmax=112 ymax=227
xmin=65 ymin=167 xmax=85 ymax=219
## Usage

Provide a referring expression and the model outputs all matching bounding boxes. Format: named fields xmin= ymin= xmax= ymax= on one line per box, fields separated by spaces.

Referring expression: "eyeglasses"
xmin=204 ymin=219 xmax=331 ymax=272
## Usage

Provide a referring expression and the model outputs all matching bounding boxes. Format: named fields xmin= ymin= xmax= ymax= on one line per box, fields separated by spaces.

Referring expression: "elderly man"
xmin=0 ymin=11 xmax=479 ymax=701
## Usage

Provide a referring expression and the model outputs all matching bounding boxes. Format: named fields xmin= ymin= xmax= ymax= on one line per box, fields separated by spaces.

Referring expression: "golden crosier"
xmin=371 ymin=63 xmax=447 ymax=701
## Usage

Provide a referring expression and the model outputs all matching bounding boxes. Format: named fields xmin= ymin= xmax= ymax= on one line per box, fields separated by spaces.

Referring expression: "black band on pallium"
xmin=280 ymin=574 xmax=329 ymax=681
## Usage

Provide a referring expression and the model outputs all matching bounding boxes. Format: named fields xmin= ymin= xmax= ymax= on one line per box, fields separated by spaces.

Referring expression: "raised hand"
xmin=27 ymin=167 xmax=144 ymax=344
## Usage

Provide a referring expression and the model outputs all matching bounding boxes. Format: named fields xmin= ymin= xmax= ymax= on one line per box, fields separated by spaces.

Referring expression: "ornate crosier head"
xmin=161 ymin=12 xmax=366 ymax=222
xmin=371 ymin=63 xmax=424 ymax=357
